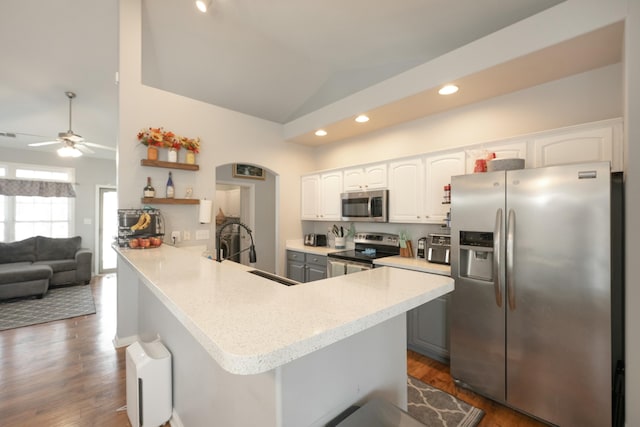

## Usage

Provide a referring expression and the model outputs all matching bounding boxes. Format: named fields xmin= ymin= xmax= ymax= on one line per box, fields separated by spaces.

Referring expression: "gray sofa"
xmin=0 ymin=236 xmax=92 ymax=300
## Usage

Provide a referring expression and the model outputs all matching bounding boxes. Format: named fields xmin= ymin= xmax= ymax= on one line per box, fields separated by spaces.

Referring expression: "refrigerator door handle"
xmin=506 ymin=208 xmax=516 ymax=310
xmin=493 ymin=208 xmax=503 ymax=308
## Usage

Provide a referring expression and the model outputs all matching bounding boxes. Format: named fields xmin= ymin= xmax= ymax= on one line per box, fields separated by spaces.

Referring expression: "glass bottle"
xmin=166 ymin=172 xmax=175 ymax=198
xmin=143 ymin=176 xmax=155 ymax=198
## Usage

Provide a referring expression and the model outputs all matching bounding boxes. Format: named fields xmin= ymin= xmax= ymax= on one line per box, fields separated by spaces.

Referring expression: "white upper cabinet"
xmin=465 ymin=140 xmax=528 ymax=173
xmin=424 ymin=151 xmax=465 ymax=222
xmin=301 ymin=172 xmax=343 ymax=221
xmin=300 ymin=175 xmax=320 ymax=220
xmin=319 ymin=171 xmax=343 ymax=220
xmin=532 ymin=121 xmax=622 ymax=171
xmin=343 ymin=163 xmax=388 ymax=192
xmin=388 ymin=157 xmax=424 ymax=223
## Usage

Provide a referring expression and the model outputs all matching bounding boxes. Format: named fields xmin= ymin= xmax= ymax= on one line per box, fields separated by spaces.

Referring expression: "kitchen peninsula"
xmin=114 ymin=244 xmax=453 ymax=427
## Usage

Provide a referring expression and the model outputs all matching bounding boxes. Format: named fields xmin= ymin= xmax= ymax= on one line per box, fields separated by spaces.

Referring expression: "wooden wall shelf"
xmin=141 ymin=198 xmax=200 ymax=205
xmin=141 ymin=159 xmax=199 ymax=171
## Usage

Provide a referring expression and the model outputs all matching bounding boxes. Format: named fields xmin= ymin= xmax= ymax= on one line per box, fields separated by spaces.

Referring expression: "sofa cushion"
xmin=0 ymin=237 xmax=36 ymax=263
xmin=35 ymin=236 xmax=81 ymax=261
xmin=0 ymin=264 xmax=52 ymax=285
xmin=34 ymin=259 xmax=77 ymax=273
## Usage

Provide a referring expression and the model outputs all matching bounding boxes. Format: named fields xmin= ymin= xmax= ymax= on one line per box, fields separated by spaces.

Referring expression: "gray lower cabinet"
xmin=407 ymin=294 xmax=450 ymax=363
xmin=287 ymin=250 xmax=327 ymax=283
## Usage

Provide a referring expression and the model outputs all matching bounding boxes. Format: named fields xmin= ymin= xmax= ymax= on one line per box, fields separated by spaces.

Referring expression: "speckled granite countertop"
xmin=115 ymin=244 xmax=453 ymax=375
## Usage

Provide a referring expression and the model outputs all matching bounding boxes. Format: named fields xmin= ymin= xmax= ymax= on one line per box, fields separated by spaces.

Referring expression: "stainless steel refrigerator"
xmin=450 ymin=162 xmax=624 ymax=426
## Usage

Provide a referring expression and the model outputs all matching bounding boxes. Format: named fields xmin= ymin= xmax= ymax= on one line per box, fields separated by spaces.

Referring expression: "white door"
xmin=98 ymin=187 xmax=117 ymax=273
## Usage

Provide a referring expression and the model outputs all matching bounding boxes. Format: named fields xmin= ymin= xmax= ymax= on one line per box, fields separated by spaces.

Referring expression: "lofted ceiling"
xmin=4 ymin=0 xmax=620 ymax=160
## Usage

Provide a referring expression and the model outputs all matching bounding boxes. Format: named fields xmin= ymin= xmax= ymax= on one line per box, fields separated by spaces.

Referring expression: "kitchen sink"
xmin=248 ymin=270 xmax=299 ymax=286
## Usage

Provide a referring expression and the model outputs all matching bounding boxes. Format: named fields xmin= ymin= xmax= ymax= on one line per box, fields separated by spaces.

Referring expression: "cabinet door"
xmin=319 ymin=172 xmax=343 ymax=220
xmin=343 ymin=168 xmax=365 ymax=192
xmin=301 ymin=175 xmax=320 ymax=220
xmin=307 ymin=264 xmax=327 ymax=282
xmin=466 ymin=141 xmax=527 ymax=172
xmin=287 ymin=251 xmax=306 ymax=282
xmin=363 ymin=163 xmax=388 ymax=190
xmin=533 ymin=125 xmax=613 ymax=168
xmin=424 ymin=152 xmax=465 ymax=222
xmin=407 ymin=295 xmax=449 ymax=363
xmin=388 ymin=158 xmax=424 ymax=223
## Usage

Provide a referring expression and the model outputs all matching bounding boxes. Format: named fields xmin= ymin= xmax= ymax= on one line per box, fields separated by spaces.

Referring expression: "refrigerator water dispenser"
xmin=459 ymin=231 xmax=494 ymax=281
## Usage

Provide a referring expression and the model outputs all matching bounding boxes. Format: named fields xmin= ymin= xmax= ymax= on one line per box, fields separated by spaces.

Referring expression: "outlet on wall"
xmin=171 ymin=231 xmax=181 ymax=244
xmin=183 ymin=231 xmax=191 ymax=241
xmin=195 ymin=230 xmax=210 ymax=240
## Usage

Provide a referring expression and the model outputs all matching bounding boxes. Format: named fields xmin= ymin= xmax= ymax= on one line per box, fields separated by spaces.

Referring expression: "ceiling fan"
xmin=25 ymin=91 xmax=115 ymax=157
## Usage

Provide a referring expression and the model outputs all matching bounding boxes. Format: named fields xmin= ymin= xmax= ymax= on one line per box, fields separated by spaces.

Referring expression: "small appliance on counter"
xmin=417 ymin=237 xmax=427 ymax=259
xmin=117 ymin=208 xmax=164 ymax=247
xmin=304 ymin=233 xmax=327 ymax=247
xmin=426 ymin=233 xmax=451 ymax=265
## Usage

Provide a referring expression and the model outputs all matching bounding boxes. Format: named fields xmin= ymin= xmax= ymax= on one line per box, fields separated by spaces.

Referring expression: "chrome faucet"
xmin=216 ymin=220 xmax=257 ymax=263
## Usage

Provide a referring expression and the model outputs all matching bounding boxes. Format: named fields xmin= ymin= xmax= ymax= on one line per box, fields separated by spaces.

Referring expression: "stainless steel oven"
xmin=327 ymin=232 xmax=399 ymax=277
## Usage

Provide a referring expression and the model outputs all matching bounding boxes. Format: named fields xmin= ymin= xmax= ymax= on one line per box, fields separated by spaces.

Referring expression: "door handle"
xmin=506 ymin=209 xmax=516 ymax=310
xmin=493 ymin=208 xmax=503 ymax=308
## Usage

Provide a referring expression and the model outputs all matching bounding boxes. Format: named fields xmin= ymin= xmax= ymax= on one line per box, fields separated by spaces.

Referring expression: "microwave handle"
xmin=368 ymin=197 xmax=373 ymax=217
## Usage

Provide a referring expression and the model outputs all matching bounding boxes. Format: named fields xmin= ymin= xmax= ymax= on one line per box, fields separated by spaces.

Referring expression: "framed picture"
xmin=232 ymin=163 xmax=266 ymax=180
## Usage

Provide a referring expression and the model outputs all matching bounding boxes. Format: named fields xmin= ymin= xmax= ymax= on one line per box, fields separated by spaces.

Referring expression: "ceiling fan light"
xmin=196 ymin=0 xmax=212 ymax=12
xmin=57 ymin=146 xmax=82 ymax=158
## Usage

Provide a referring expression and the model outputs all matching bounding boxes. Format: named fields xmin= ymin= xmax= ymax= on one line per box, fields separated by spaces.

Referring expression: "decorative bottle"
xmin=166 ymin=172 xmax=175 ymax=198
xmin=143 ymin=177 xmax=155 ymax=198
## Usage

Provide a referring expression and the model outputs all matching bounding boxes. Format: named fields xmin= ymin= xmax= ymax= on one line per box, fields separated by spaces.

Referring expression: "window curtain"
xmin=0 ymin=179 xmax=76 ymax=197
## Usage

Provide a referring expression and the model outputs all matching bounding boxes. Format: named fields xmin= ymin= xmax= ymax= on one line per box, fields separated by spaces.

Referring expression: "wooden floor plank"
xmin=1 ymin=274 xmax=545 ymax=426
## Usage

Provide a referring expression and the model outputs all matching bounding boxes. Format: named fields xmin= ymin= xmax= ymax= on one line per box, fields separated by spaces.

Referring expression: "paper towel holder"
xmin=199 ymin=198 xmax=212 ymax=224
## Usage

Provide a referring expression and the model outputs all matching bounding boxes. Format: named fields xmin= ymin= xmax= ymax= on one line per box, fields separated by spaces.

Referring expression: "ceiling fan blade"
xmin=83 ymin=141 xmax=116 ymax=151
xmin=76 ymin=144 xmax=95 ymax=154
xmin=28 ymin=140 xmax=61 ymax=147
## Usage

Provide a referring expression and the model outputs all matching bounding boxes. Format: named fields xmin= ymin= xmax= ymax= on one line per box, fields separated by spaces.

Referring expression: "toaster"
xmin=304 ymin=233 xmax=327 ymax=247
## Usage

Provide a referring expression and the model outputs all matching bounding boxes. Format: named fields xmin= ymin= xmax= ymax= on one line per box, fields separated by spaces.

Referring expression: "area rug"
xmin=408 ymin=376 xmax=484 ymax=427
xmin=0 ymin=285 xmax=96 ymax=331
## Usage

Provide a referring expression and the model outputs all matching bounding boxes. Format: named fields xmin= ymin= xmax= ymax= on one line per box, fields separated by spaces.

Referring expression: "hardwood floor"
xmin=407 ymin=351 xmax=548 ymax=427
xmin=1 ymin=274 xmax=544 ymax=426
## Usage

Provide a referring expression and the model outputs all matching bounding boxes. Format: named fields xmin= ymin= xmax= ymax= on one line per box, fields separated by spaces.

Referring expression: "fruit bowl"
xmin=128 ymin=237 xmax=163 ymax=249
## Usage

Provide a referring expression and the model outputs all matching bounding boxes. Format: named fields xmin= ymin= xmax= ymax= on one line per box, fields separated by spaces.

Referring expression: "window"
xmin=0 ymin=163 xmax=74 ymax=242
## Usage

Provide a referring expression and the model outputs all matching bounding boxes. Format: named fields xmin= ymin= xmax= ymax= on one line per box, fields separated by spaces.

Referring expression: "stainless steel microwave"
xmin=340 ymin=189 xmax=389 ymax=222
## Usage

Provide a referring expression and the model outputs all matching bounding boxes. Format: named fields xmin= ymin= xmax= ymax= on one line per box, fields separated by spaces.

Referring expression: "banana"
xmin=130 ymin=212 xmax=151 ymax=231
xmin=139 ymin=212 xmax=151 ymax=230
xmin=130 ymin=214 xmax=146 ymax=231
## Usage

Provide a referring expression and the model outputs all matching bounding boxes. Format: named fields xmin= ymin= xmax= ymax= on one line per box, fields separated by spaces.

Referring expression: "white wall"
xmin=0 ymin=147 xmax=116 ymax=263
xmin=118 ymin=0 xmax=314 ymax=276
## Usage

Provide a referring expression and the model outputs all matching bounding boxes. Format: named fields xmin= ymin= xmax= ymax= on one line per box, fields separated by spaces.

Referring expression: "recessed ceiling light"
xmin=355 ymin=115 xmax=370 ymax=123
xmin=315 ymin=130 xmax=327 ymax=137
xmin=195 ymin=0 xmax=212 ymax=12
xmin=438 ymin=84 xmax=459 ymax=95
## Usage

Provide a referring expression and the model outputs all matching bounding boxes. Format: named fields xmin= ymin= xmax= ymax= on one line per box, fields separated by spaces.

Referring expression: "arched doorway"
xmin=215 ymin=163 xmax=277 ymax=273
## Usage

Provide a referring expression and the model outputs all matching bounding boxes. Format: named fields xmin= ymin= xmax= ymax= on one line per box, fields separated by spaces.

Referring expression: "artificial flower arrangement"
xmin=137 ymin=127 xmax=200 ymax=152
xmin=179 ymin=136 xmax=201 ymax=153
xmin=137 ymin=127 xmax=176 ymax=148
